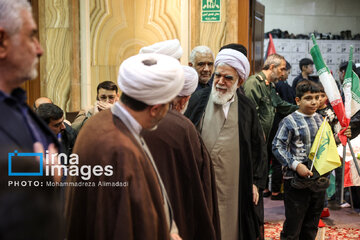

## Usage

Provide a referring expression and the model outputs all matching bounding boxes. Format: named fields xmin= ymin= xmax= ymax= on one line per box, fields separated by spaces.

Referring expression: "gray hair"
xmin=189 ymin=46 xmax=214 ymax=65
xmin=0 ymin=0 xmax=32 ymax=36
xmin=263 ymin=53 xmax=285 ymax=70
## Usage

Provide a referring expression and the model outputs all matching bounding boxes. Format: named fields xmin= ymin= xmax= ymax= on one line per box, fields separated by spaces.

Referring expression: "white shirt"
xmin=223 ymin=95 xmax=236 ymax=119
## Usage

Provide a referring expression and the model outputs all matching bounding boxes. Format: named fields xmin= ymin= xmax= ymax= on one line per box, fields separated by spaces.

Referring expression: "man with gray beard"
xmin=185 ymin=47 xmax=267 ymax=240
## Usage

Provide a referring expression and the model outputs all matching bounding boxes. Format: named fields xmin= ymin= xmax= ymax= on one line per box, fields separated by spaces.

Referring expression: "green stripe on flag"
xmin=310 ymin=35 xmax=330 ymax=74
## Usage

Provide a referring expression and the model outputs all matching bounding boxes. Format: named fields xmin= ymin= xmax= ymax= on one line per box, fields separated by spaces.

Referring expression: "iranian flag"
xmin=310 ymin=34 xmax=350 ymax=145
xmin=265 ymin=33 xmax=276 ymax=58
xmin=337 ymin=135 xmax=360 ymax=187
xmin=343 ymin=45 xmax=360 ymax=119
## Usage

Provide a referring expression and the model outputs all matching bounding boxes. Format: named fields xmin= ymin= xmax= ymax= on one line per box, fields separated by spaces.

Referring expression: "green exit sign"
xmin=201 ymin=0 xmax=221 ymax=22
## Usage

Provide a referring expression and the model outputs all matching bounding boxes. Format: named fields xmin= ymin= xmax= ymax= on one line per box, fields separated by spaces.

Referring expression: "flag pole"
xmin=347 ymin=140 xmax=360 ymax=177
xmin=309 ymin=117 xmax=328 ymax=173
xmin=341 ymin=142 xmax=346 ymax=204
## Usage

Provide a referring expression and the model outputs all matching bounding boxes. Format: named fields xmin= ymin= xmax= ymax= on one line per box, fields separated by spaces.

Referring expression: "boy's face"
xmin=318 ymin=92 xmax=328 ymax=108
xmin=304 ymin=64 xmax=314 ymax=75
xmin=295 ymin=91 xmax=320 ymax=115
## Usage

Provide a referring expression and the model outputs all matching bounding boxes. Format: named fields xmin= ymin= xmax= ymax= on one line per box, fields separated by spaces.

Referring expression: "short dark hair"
xmin=296 ymin=80 xmax=321 ymax=98
xmin=299 ymin=58 xmax=314 ymax=71
xmin=36 ymin=103 xmax=64 ymax=124
xmin=339 ymin=61 xmax=356 ymax=72
xmin=219 ymin=43 xmax=247 ymax=57
xmin=285 ymin=60 xmax=291 ymax=70
xmin=97 ymin=81 xmax=118 ymax=94
xmin=316 ymin=82 xmax=325 ymax=93
xmin=120 ymin=93 xmax=149 ymax=111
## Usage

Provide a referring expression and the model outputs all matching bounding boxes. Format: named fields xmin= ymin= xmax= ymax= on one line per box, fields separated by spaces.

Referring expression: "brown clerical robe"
xmin=143 ymin=110 xmax=221 ymax=240
xmin=66 ymin=110 xmax=170 ymax=240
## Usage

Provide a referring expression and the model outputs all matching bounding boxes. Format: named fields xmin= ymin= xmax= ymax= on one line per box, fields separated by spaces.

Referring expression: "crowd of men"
xmin=1 ymin=1 xmax=360 ymax=240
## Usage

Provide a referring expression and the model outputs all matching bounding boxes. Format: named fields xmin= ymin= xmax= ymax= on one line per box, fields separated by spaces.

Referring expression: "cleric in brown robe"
xmin=143 ymin=66 xmax=221 ymax=240
xmin=66 ymin=53 xmax=184 ymax=240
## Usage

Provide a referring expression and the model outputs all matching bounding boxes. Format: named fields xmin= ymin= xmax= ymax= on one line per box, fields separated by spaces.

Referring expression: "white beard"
xmin=180 ymin=100 xmax=189 ymax=114
xmin=211 ymin=79 xmax=238 ymax=105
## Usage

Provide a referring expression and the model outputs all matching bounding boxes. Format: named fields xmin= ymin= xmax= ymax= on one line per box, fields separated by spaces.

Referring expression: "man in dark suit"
xmin=0 ymin=2 xmax=63 ymax=239
xmin=0 ymin=0 xmax=59 ymax=163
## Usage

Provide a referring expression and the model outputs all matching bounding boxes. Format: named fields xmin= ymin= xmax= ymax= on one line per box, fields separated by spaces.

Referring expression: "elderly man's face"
xmin=212 ymin=64 xmax=240 ymax=105
xmin=270 ymin=59 xmax=286 ymax=82
xmin=193 ymin=52 xmax=214 ymax=84
xmin=6 ymin=10 xmax=43 ymax=85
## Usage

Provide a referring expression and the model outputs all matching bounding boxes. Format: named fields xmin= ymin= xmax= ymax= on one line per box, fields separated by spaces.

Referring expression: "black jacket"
xmin=350 ymin=110 xmax=360 ymax=139
xmin=184 ymin=87 xmax=267 ymax=240
xmin=0 ymin=89 xmax=59 ymax=161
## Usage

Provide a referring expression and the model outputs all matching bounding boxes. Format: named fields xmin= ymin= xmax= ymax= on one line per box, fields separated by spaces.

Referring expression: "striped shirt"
xmin=272 ymin=111 xmax=323 ymax=179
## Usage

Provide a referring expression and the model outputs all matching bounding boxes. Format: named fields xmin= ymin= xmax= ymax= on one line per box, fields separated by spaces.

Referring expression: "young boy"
xmin=317 ymin=85 xmax=341 ymax=137
xmin=316 ymin=83 xmax=352 ymax=209
xmin=272 ymin=80 xmax=324 ymax=239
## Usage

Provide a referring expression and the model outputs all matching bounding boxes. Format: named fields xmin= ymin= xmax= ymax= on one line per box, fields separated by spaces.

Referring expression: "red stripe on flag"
xmin=266 ymin=34 xmax=276 ymax=57
xmin=344 ymin=160 xmax=353 ymax=187
xmin=331 ymin=100 xmax=350 ymax=145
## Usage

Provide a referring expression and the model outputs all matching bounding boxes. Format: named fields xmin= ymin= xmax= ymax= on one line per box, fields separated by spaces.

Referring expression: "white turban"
xmin=179 ymin=66 xmax=198 ymax=97
xmin=139 ymin=39 xmax=183 ymax=59
xmin=118 ymin=53 xmax=184 ymax=105
xmin=214 ymin=48 xmax=250 ymax=80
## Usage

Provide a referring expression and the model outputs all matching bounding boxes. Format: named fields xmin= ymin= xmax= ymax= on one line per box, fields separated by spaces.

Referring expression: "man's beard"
xmin=180 ymin=100 xmax=189 ymax=114
xmin=211 ymin=79 xmax=238 ymax=105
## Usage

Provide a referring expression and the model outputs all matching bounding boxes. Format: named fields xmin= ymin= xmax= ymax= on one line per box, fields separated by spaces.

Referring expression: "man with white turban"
xmin=142 ymin=60 xmax=221 ymax=239
xmin=66 ymin=53 xmax=184 ymax=240
xmin=185 ymin=44 xmax=267 ymax=240
xmin=139 ymin=39 xmax=183 ymax=60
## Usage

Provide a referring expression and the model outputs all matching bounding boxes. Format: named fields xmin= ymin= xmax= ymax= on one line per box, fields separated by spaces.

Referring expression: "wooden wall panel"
xmin=89 ymin=0 xmax=184 ymax=101
xmin=38 ymin=0 xmax=80 ymax=112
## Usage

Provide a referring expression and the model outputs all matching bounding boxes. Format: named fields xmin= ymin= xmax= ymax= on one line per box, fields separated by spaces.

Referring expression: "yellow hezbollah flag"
xmin=309 ymin=120 xmax=341 ymax=175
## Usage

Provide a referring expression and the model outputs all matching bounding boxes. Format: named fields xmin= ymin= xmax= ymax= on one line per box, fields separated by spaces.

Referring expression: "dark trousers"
xmin=281 ymin=180 xmax=325 ymax=240
xmin=271 ymin=156 xmax=283 ymax=192
xmin=335 ymin=165 xmax=343 ymax=204
xmin=254 ymin=191 xmax=264 ymax=240
xmin=267 ymin=113 xmax=283 ymax=193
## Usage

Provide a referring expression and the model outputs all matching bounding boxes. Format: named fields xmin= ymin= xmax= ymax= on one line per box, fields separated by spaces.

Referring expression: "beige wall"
xmin=258 ymin=0 xmax=360 ymax=35
xmin=88 ymin=0 xmax=185 ymax=103
xmin=37 ymin=0 xmax=251 ymax=110
xmin=38 ymin=0 xmax=80 ymax=112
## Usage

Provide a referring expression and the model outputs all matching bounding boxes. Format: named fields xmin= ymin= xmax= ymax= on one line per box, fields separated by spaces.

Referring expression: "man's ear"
xmin=269 ymin=64 xmax=275 ymax=71
xmin=149 ymin=104 xmax=162 ymax=117
xmin=295 ymin=97 xmax=301 ymax=105
xmin=237 ymin=78 xmax=244 ymax=87
xmin=179 ymin=96 xmax=190 ymax=109
xmin=0 ymin=28 xmax=9 ymax=59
